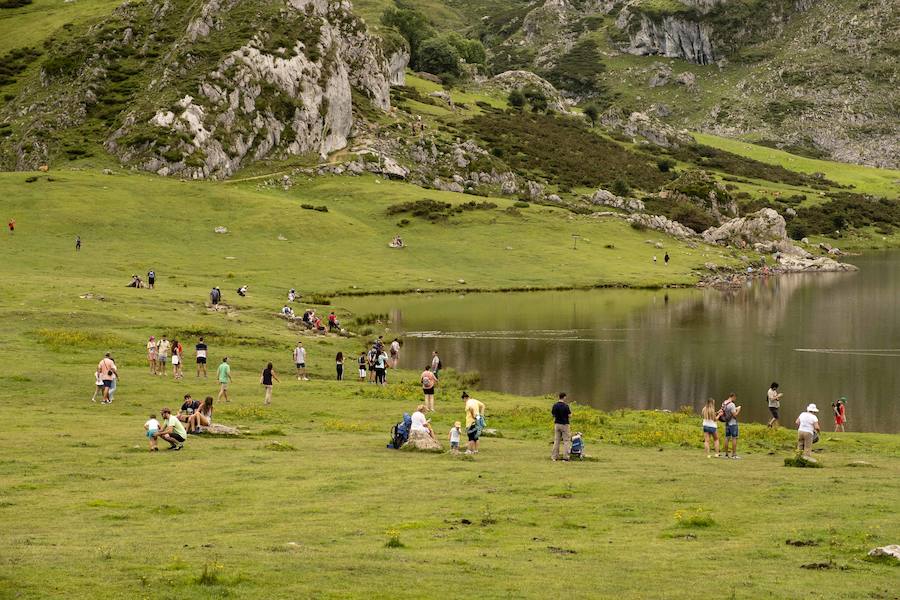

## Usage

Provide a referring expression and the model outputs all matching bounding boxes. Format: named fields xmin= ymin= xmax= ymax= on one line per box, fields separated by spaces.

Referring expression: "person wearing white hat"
xmin=795 ymin=404 xmax=821 ymax=461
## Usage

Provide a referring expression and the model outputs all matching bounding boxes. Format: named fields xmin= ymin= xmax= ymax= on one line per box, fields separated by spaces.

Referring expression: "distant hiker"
xmin=390 ymin=235 xmax=404 ymax=248
xmin=389 ymin=338 xmax=401 ymax=368
xmin=833 ymin=397 xmax=847 ymax=432
xmin=237 ymin=285 xmax=248 ymax=297
xmin=328 ymin=311 xmax=339 ymax=331
xmin=767 ymin=382 xmax=783 ymax=428
xmin=97 ymin=352 xmax=117 ymax=404
xmin=374 ymin=347 xmax=388 ymax=385
xmin=282 ymin=305 xmax=295 ymax=318
xmin=701 ymin=398 xmax=720 ymax=458
xmin=156 ymin=407 xmax=186 ymax=451
xmin=664 ymin=252 xmax=669 ymax=265
xmin=653 ymin=256 xmax=657 ymax=263
xmin=91 ymin=366 xmax=104 ymax=403
xmin=171 ymin=339 xmax=183 ymax=380
xmin=463 ymin=392 xmax=486 ymax=455
xmin=366 ymin=346 xmax=378 ymax=383
xmin=261 ymin=362 xmax=279 ymax=405
xmin=195 ymin=337 xmax=208 ymax=378
xmin=431 ymin=351 xmax=442 ymax=378
xmin=7 ymin=218 xmax=14 ymax=234
xmin=147 ymin=269 xmax=155 ymax=289
xmin=293 ymin=342 xmax=308 ymax=380
xmin=720 ymin=393 xmax=742 ymax=459
xmin=75 ymin=236 xmax=81 ymax=251
xmin=421 ymin=365 xmax=437 ymax=411
xmin=157 ymin=336 xmax=171 ymax=377
xmin=551 ymin=392 xmax=571 ymax=462
xmin=217 ymin=357 xmax=232 ymax=403
xmin=146 ymin=336 xmax=158 ymax=375
xmin=210 ymin=287 xmax=221 ymax=310
xmin=335 ymin=352 xmax=344 ymax=381
xmin=144 ymin=414 xmax=160 ymax=451
xmin=357 ymin=351 xmax=367 ymax=381
xmin=449 ymin=421 xmax=461 ymax=454
xmin=187 ymin=396 xmax=214 ymax=434
xmin=127 ymin=274 xmax=144 ymax=288
xmin=288 ymin=288 xmax=297 ymax=302
xmin=796 ymin=404 xmax=820 ymax=460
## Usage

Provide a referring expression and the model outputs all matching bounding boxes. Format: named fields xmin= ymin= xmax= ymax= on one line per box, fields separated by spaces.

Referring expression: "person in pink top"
xmin=97 ymin=353 xmax=118 ymax=404
xmin=420 ymin=365 xmax=438 ymax=412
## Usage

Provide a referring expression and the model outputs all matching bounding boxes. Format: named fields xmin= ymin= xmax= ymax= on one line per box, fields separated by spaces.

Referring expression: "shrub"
xmin=513 ymin=201 xmax=529 ymax=208
xmin=611 ymin=178 xmax=630 ymax=197
xmin=417 ymin=37 xmax=461 ymax=77
xmin=656 ymin=158 xmax=675 ymax=172
xmin=381 ymin=6 xmax=433 ymax=69
xmin=507 ymin=89 xmax=525 ymax=109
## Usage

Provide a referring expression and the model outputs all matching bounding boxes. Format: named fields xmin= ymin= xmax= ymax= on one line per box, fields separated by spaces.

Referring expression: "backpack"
xmin=571 ymin=433 xmax=584 ymax=458
xmin=387 ymin=413 xmax=412 ymax=449
xmin=717 ymin=407 xmax=728 ymax=422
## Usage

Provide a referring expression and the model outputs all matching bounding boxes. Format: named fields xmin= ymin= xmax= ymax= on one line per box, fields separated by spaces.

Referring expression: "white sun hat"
xmin=806 ymin=404 xmax=819 ymax=412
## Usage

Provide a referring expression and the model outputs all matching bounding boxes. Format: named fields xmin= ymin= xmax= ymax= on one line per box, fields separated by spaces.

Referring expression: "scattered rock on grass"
xmin=214 ymin=226 xmax=228 ymax=234
xmin=867 ymin=545 xmax=900 ymax=560
xmin=401 ymin=430 xmax=443 ymax=452
xmin=786 ymin=539 xmax=819 ymax=547
xmin=784 ymin=455 xmax=822 ymax=468
xmin=548 ymin=546 xmax=577 ymax=555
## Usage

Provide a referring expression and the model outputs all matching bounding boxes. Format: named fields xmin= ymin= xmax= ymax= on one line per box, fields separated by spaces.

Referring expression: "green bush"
xmin=416 ymin=37 xmax=461 ymax=77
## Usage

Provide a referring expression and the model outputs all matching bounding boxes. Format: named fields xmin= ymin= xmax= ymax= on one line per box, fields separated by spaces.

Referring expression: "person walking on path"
xmin=701 ymin=398 xmax=720 ymax=458
xmin=431 ymin=351 xmax=442 ymax=378
xmin=293 ymin=342 xmax=308 ymax=380
xmin=833 ymin=397 xmax=847 ymax=432
xmin=261 ymin=362 xmax=279 ymax=405
xmin=796 ymin=404 xmax=820 ymax=461
xmin=720 ymin=393 xmax=742 ymax=459
xmin=335 ymin=352 xmax=344 ymax=381
xmin=551 ymin=392 xmax=572 ymax=461
xmin=767 ymin=382 xmax=783 ymax=428
xmin=463 ymin=392 xmax=486 ymax=454
xmin=420 ymin=365 xmax=437 ymax=412
xmin=146 ymin=336 xmax=158 ymax=375
xmin=75 ymin=236 xmax=81 ymax=252
xmin=217 ymin=357 xmax=232 ymax=403
xmin=389 ymin=338 xmax=401 ymax=368
xmin=97 ymin=352 xmax=117 ymax=404
xmin=147 ymin=269 xmax=155 ymax=289
xmin=156 ymin=407 xmax=187 ymax=450
xmin=195 ymin=337 xmax=208 ymax=378
xmin=664 ymin=252 xmax=669 ymax=265
xmin=210 ymin=287 xmax=221 ymax=310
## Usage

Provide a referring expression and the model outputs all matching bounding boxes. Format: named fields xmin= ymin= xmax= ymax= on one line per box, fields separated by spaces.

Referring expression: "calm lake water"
xmin=344 ymin=252 xmax=900 ymax=433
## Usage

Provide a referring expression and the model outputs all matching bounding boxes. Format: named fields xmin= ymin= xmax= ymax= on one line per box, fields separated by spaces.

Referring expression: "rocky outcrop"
xmin=702 ymin=208 xmax=787 ymax=246
xmin=591 ymin=188 xmax=645 ymax=212
xmin=489 ymin=71 xmax=568 ymax=112
xmin=402 ymin=429 xmax=443 ymax=452
xmin=387 ymin=49 xmax=410 ymax=87
xmin=619 ymin=12 xmax=716 ymax=65
xmin=627 ymin=213 xmax=698 ymax=239
xmin=777 ymin=255 xmax=858 ymax=273
xmin=600 ymin=109 xmax=693 ymax=148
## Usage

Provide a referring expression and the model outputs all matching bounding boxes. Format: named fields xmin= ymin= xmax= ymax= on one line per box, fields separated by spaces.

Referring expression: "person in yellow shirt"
xmin=463 ymin=391 xmax=485 ymax=454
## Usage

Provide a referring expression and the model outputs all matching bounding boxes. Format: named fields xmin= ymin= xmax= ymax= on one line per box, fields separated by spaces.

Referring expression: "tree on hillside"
xmin=522 ymin=86 xmax=548 ymax=113
xmin=584 ymin=104 xmax=599 ymax=127
xmin=441 ymin=32 xmax=486 ymax=65
xmin=417 ymin=37 xmax=462 ymax=77
xmin=508 ymin=89 xmax=526 ymax=109
xmin=381 ymin=5 xmax=434 ymax=69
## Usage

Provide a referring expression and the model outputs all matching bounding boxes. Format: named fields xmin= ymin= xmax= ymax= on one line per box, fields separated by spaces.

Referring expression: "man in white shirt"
xmin=796 ymin=404 xmax=820 ymax=461
xmin=389 ymin=338 xmax=401 ymax=368
xmin=293 ymin=342 xmax=308 ymax=380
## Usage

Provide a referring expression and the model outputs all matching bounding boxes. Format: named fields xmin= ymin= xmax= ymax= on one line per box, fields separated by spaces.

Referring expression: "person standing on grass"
xmin=767 ymin=382 xmax=783 ymax=428
xmin=421 ymin=365 xmax=437 ymax=412
xmin=357 ymin=351 xmax=367 ymax=381
xmin=146 ymin=336 xmax=158 ymax=375
xmin=833 ymin=397 xmax=847 ymax=432
xmin=261 ymin=362 xmax=279 ymax=405
xmin=7 ymin=218 xmax=14 ymax=235
xmin=91 ymin=366 xmax=104 ymax=402
xmin=463 ymin=392 xmax=485 ymax=455
xmin=75 ymin=236 xmax=81 ymax=252
xmin=157 ymin=336 xmax=171 ymax=377
xmin=664 ymin=252 xmax=670 ymax=265
xmin=195 ymin=337 xmax=208 ymax=378
xmin=156 ymin=407 xmax=186 ymax=451
xmin=701 ymin=398 xmax=720 ymax=458
xmin=293 ymin=341 xmax=308 ymax=380
xmin=144 ymin=414 xmax=160 ymax=451
xmin=374 ymin=347 xmax=389 ymax=385
xmin=210 ymin=287 xmax=221 ymax=310
xmin=171 ymin=339 xmax=183 ymax=380
xmin=217 ymin=357 xmax=232 ymax=403
xmin=107 ymin=356 xmax=119 ymax=403
xmin=335 ymin=352 xmax=344 ymax=381
xmin=97 ymin=352 xmax=117 ymax=404
xmin=389 ymin=338 xmax=401 ymax=368
xmin=796 ymin=404 xmax=820 ymax=461
xmin=147 ymin=269 xmax=155 ymax=289
xmin=431 ymin=351 xmax=442 ymax=378
xmin=551 ymin=392 xmax=571 ymax=461
xmin=720 ymin=393 xmax=742 ymax=459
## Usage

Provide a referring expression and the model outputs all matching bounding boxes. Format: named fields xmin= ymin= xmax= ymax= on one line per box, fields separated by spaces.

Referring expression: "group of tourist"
xmin=143 ymin=395 xmax=214 ymax=451
xmin=126 ymin=270 xmax=157 ymax=289
xmin=145 ymin=335 xmax=209 ymax=380
xmin=409 ymin=391 xmax=485 ymax=455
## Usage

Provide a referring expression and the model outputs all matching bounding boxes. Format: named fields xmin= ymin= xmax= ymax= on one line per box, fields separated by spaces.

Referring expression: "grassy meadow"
xmin=0 ymin=168 xmax=898 ymax=598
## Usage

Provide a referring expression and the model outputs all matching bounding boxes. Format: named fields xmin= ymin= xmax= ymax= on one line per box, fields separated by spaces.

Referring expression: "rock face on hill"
xmin=2 ymin=0 xmax=407 ymax=178
xmin=702 ymin=208 xmax=786 ymax=246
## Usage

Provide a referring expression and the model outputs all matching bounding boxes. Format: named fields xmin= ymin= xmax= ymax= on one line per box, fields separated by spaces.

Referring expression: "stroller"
xmin=570 ymin=432 xmax=585 ymax=460
xmin=387 ymin=413 xmax=412 ymax=449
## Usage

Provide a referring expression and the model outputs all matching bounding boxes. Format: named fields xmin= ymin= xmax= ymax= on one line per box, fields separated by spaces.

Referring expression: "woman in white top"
xmin=795 ymin=404 xmax=820 ymax=460
xmin=410 ymin=405 xmax=435 ymax=439
xmin=701 ymin=398 xmax=720 ymax=458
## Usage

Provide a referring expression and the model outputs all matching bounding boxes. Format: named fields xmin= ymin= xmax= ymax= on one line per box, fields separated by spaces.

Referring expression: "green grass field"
xmin=1 ymin=167 xmax=898 ymax=598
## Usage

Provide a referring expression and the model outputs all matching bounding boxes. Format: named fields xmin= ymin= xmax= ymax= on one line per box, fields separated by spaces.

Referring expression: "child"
xmin=91 ymin=368 xmax=104 ymax=402
xmin=449 ymin=421 xmax=461 ymax=454
xmin=145 ymin=414 xmax=160 ymax=451
xmin=357 ymin=352 xmax=367 ymax=381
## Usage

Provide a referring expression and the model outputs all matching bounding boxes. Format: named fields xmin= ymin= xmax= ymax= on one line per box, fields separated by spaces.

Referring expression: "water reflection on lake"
xmin=343 ymin=252 xmax=900 ymax=433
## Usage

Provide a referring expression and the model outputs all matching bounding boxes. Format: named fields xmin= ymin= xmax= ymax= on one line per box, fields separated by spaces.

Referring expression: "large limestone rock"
xmin=702 ymin=208 xmax=787 ymax=246
xmin=777 ymin=255 xmax=858 ymax=273
xmin=627 ymin=213 xmax=698 ymax=239
xmin=591 ymin=189 xmax=645 ymax=212
xmin=619 ymin=13 xmax=716 ymax=65
xmin=489 ymin=71 xmax=568 ymax=112
xmin=402 ymin=429 xmax=443 ymax=452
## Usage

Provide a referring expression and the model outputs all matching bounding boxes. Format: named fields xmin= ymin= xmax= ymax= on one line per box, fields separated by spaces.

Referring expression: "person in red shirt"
xmin=7 ymin=218 xmax=15 ymax=234
xmin=833 ymin=398 xmax=847 ymax=432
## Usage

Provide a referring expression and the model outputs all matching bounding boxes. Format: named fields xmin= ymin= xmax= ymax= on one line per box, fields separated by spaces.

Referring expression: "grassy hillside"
xmin=0 ymin=166 xmax=898 ymax=598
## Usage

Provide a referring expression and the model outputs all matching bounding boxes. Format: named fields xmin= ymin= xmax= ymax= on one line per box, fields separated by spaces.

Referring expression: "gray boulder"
xmin=591 ymin=189 xmax=645 ymax=212
xmin=703 ymin=208 xmax=787 ymax=246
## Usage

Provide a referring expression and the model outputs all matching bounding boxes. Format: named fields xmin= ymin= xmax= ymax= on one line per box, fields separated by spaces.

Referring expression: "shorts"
xmin=219 ymin=382 xmax=228 ymax=389
xmin=197 ymin=357 xmax=207 ymax=364
xmin=467 ymin=425 xmax=479 ymax=442
xmin=769 ymin=406 xmax=779 ymax=419
xmin=148 ymin=278 xmax=155 ymax=285
xmin=726 ymin=424 xmax=739 ymax=438
xmin=450 ymin=441 xmax=459 ymax=449
xmin=703 ymin=426 xmax=717 ymax=435
xmin=159 ymin=355 xmax=168 ymax=363
xmin=296 ymin=362 xmax=305 ymax=368
xmin=168 ymin=433 xmax=185 ymax=443
xmin=102 ymin=379 xmax=113 ymax=388
xmin=172 ymin=356 xmax=180 ymax=365
xmin=146 ymin=429 xmax=158 ymax=438
xmin=368 ymin=365 xmax=375 ymax=372
xmin=423 ymin=387 xmax=434 ymax=395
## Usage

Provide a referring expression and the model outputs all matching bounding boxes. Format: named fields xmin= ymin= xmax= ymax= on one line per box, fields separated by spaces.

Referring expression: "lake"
xmin=344 ymin=252 xmax=900 ymax=433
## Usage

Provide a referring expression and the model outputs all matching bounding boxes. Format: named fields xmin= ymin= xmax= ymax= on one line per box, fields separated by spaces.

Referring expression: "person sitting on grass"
xmin=156 ymin=407 xmax=187 ymax=450
xmin=186 ymin=396 xmax=214 ymax=434
xmin=144 ymin=414 xmax=160 ymax=451
xmin=281 ymin=305 xmax=295 ymax=318
xmin=177 ymin=394 xmax=199 ymax=424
